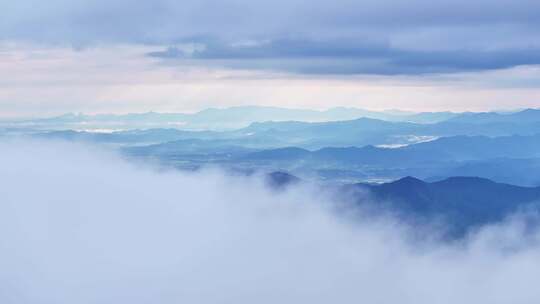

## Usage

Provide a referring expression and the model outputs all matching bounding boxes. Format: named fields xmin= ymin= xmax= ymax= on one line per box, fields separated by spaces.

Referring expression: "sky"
xmin=1 ymin=0 xmax=540 ymax=117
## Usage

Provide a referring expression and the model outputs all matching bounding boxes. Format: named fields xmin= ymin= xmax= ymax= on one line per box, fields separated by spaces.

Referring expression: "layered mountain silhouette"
xmin=239 ymin=110 xmax=540 ymax=149
xmin=19 ymin=107 xmax=540 ymax=187
xmin=242 ymin=134 xmax=540 ymax=165
xmin=2 ymin=106 xmax=461 ymax=131
xmin=116 ymin=133 xmax=540 ymax=186
xmin=448 ymin=108 xmax=540 ymax=124
xmin=352 ymin=176 xmax=540 ymax=236
xmin=13 ymin=107 xmax=540 ymax=133
xmin=31 ymin=108 xmax=540 ymax=150
xmin=430 ymin=157 xmax=540 ymax=187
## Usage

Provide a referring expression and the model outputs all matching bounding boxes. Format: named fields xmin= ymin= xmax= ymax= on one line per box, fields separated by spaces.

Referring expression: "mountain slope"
xmin=238 ymin=115 xmax=540 ymax=149
xmin=242 ymin=134 xmax=540 ymax=165
xmin=353 ymin=176 xmax=540 ymax=235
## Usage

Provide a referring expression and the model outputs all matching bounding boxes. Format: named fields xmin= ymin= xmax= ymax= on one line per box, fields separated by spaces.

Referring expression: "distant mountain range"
xmin=448 ymin=108 xmax=540 ymax=124
xmin=35 ymin=129 xmax=218 ymax=145
xmin=7 ymin=107 xmax=540 ymax=187
xmin=243 ymin=134 xmax=540 ymax=164
xmin=236 ymin=109 xmax=540 ymax=148
xmin=119 ymin=133 xmax=540 ymax=187
xmin=0 ymin=105 xmax=498 ymax=131
xmin=31 ymin=108 xmax=540 ymax=150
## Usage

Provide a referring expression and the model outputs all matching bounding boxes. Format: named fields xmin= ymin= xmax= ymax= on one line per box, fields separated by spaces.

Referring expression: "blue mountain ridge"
xmin=268 ymin=172 xmax=540 ymax=238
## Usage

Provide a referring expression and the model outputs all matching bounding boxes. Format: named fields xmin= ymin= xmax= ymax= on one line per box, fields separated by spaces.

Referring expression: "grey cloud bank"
xmin=149 ymin=38 xmax=540 ymax=75
xmin=1 ymin=139 xmax=540 ymax=303
xmin=3 ymin=0 xmax=539 ymax=43
xmin=2 ymin=0 xmax=540 ymax=75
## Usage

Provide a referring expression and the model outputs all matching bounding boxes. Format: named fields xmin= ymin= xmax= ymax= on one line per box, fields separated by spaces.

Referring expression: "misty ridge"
xmin=2 ymin=139 xmax=540 ymax=304
xmin=0 ymin=106 xmax=460 ymax=131
xmin=8 ymin=106 xmax=540 ymax=186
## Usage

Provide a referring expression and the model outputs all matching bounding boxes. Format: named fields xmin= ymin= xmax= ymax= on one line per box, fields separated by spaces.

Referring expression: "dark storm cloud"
xmin=148 ymin=38 xmax=540 ymax=75
xmin=2 ymin=0 xmax=540 ymax=74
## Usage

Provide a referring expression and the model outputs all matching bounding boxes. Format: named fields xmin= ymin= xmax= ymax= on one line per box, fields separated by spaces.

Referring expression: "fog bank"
xmin=1 ymin=140 xmax=539 ymax=303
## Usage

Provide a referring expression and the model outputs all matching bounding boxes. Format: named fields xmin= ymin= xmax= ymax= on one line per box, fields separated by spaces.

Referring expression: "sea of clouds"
xmin=1 ymin=139 xmax=540 ymax=303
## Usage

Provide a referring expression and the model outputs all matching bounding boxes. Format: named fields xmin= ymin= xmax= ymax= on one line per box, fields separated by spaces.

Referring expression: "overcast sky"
xmin=1 ymin=0 xmax=540 ymax=116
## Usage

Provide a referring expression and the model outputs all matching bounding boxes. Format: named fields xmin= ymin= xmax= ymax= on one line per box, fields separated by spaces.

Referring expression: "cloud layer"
xmin=1 ymin=139 xmax=540 ymax=303
xmin=2 ymin=0 xmax=540 ymax=74
xmin=149 ymin=38 xmax=540 ymax=75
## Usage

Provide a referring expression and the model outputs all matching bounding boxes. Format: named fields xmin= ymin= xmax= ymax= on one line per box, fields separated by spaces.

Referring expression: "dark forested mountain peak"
xmin=354 ymin=176 xmax=540 ymax=236
xmin=265 ymin=171 xmax=301 ymax=189
xmin=390 ymin=175 xmax=425 ymax=185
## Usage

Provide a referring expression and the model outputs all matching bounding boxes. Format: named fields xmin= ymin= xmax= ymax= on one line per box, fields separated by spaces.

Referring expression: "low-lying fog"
xmin=1 ymin=139 xmax=539 ymax=303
